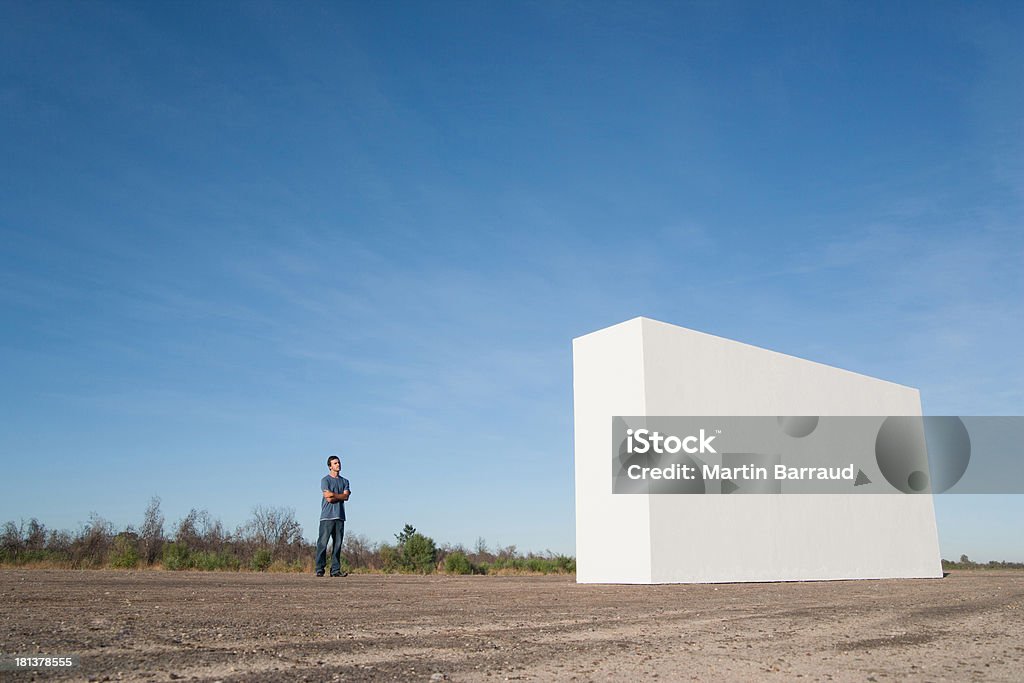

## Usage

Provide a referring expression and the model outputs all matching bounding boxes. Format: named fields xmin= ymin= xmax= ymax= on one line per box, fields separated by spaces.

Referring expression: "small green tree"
xmin=444 ymin=551 xmax=472 ymax=575
xmin=395 ymin=524 xmax=417 ymax=546
xmin=387 ymin=524 xmax=438 ymax=573
xmin=401 ymin=532 xmax=438 ymax=573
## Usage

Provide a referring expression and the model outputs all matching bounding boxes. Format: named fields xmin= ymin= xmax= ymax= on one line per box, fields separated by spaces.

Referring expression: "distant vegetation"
xmin=0 ymin=499 xmax=575 ymax=575
xmin=942 ymin=555 xmax=1024 ymax=570
xmin=352 ymin=523 xmax=575 ymax=575
xmin=6 ymin=503 xmax=1018 ymax=576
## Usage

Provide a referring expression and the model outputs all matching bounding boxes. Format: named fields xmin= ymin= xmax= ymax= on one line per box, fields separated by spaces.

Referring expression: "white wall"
xmin=573 ymin=317 xmax=943 ymax=583
xmin=572 ymin=319 xmax=652 ymax=583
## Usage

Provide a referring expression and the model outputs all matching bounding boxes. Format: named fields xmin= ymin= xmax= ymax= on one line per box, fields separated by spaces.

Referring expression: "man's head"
xmin=327 ymin=455 xmax=341 ymax=473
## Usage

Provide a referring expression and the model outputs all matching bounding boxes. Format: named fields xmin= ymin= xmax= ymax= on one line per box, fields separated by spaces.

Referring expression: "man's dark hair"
xmin=327 ymin=455 xmax=340 ymax=467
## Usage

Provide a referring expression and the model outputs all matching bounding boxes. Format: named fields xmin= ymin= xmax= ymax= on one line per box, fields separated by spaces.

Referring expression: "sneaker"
xmin=331 ymin=572 xmax=348 ymax=577
xmin=315 ymin=572 xmax=324 ymax=577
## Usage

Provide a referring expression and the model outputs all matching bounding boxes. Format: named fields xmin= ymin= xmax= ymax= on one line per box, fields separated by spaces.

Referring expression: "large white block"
xmin=573 ymin=317 xmax=943 ymax=583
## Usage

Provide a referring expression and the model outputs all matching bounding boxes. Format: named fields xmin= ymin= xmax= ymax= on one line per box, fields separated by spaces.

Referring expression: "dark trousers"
xmin=315 ymin=519 xmax=345 ymax=575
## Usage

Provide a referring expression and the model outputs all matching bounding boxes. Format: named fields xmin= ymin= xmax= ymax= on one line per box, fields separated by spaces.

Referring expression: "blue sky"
xmin=1 ymin=1 xmax=1021 ymax=560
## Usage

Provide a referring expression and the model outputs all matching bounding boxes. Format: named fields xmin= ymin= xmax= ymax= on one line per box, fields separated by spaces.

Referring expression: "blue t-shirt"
xmin=320 ymin=475 xmax=350 ymax=521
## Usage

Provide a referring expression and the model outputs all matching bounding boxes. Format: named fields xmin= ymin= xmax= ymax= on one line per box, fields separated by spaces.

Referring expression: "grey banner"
xmin=611 ymin=416 xmax=1024 ymax=494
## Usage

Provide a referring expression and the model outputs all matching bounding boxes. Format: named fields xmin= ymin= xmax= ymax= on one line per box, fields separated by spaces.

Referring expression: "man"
xmin=315 ymin=454 xmax=350 ymax=577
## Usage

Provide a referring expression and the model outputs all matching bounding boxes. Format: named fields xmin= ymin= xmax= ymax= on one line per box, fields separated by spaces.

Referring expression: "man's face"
xmin=329 ymin=458 xmax=341 ymax=474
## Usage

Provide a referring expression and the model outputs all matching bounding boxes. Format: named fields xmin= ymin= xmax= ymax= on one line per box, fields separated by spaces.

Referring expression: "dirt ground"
xmin=1 ymin=569 xmax=1022 ymax=682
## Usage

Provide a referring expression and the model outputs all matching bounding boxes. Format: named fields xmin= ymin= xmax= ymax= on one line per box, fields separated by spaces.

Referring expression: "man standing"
xmin=315 ymin=454 xmax=350 ymax=577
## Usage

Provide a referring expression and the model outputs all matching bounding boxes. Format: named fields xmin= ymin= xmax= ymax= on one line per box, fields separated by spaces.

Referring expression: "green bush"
xmin=401 ymin=533 xmax=438 ymax=573
xmin=379 ymin=544 xmax=399 ymax=572
xmin=553 ymin=555 xmax=576 ymax=573
xmin=109 ymin=535 xmax=139 ymax=569
xmin=250 ymin=548 xmax=273 ymax=572
xmin=444 ymin=551 xmax=473 ymax=575
xmin=162 ymin=542 xmax=192 ymax=570
xmin=193 ymin=550 xmax=240 ymax=571
xmin=388 ymin=524 xmax=438 ymax=573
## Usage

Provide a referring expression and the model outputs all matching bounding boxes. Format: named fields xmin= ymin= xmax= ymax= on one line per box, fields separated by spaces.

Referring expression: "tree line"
xmin=0 ymin=499 xmax=575 ymax=575
xmin=941 ymin=554 xmax=1024 ymax=570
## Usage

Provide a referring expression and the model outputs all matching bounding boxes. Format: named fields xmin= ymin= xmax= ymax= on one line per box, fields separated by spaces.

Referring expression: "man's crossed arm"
xmin=323 ymin=489 xmax=350 ymax=503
